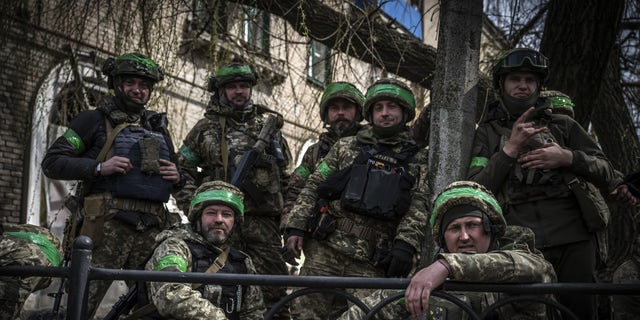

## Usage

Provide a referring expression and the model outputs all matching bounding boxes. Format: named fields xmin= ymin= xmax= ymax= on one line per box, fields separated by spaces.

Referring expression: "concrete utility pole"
xmin=428 ymin=0 xmax=483 ymax=199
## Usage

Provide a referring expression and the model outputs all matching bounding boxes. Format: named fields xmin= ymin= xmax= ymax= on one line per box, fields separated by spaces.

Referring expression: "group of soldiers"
xmin=1 ymin=47 xmax=639 ymax=320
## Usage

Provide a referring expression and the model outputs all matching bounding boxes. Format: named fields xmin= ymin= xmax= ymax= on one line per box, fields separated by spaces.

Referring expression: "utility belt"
xmin=334 ymin=218 xmax=381 ymax=242
xmin=81 ymin=192 xmax=166 ymax=244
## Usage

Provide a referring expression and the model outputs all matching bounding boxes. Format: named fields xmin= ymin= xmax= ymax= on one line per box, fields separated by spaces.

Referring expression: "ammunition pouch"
xmin=341 ymin=163 xmax=415 ymax=220
xmin=564 ymin=174 xmax=610 ymax=232
xmin=81 ymin=192 xmax=167 ymax=244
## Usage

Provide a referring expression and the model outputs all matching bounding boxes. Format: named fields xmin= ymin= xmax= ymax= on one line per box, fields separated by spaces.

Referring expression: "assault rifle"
xmin=230 ymin=114 xmax=279 ymax=203
xmin=102 ymin=283 xmax=139 ymax=320
xmin=50 ymin=194 xmax=84 ymax=316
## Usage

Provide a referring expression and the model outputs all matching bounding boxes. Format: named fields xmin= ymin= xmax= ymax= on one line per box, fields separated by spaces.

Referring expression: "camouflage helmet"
xmin=492 ymin=48 xmax=549 ymax=90
xmin=188 ymin=181 xmax=245 ymax=223
xmin=540 ymin=90 xmax=575 ymax=118
xmin=430 ymin=181 xmax=506 ymax=246
xmin=363 ymin=78 xmax=416 ymax=123
xmin=102 ymin=53 xmax=164 ymax=88
xmin=319 ymin=82 xmax=365 ymax=123
xmin=207 ymin=62 xmax=257 ymax=92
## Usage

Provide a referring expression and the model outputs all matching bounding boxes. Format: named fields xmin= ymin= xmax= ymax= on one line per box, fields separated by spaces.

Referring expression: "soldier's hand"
xmin=405 ymin=259 xmax=450 ymax=319
xmin=159 ymin=159 xmax=181 ymax=184
xmin=101 ymin=156 xmax=133 ymax=175
xmin=611 ymin=184 xmax=638 ymax=207
xmin=503 ymin=107 xmax=547 ymax=158
xmin=286 ymin=235 xmax=304 ymax=259
xmin=517 ymin=142 xmax=573 ymax=170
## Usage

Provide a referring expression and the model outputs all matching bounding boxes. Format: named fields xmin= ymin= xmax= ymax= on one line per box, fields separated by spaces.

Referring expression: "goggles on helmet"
xmin=498 ymin=49 xmax=549 ymax=69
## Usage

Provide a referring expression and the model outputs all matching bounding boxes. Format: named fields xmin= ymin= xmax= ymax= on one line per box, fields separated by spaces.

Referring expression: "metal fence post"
xmin=67 ymin=236 xmax=93 ymax=320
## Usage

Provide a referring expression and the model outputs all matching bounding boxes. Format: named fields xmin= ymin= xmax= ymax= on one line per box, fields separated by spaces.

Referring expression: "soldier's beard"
xmin=203 ymin=225 xmax=229 ymax=245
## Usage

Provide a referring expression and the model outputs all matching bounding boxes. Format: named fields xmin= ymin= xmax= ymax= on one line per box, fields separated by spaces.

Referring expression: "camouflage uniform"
xmin=285 ymin=126 xmax=429 ymax=319
xmin=41 ymin=53 xmax=182 ymax=318
xmin=174 ymin=78 xmax=292 ymax=317
xmin=338 ymin=181 xmax=557 ymax=320
xmin=0 ymin=223 xmax=62 ymax=320
xmin=145 ymin=227 xmax=265 ymax=319
xmin=337 ymin=226 xmax=556 ymax=320
xmin=281 ymin=124 xmax=364 ymax=231
xmin=469 ymin=48 xmax=622 ymax=319
xmin=612 ymin=236 xmax=640 ymax=320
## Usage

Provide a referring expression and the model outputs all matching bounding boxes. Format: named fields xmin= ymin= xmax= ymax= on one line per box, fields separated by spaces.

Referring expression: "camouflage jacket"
xmin=146 ymin=226 xmax=266 ymax=319
xmin=285 ymin=127 xmax=429 ymax=261
xmin=468 ymin=100 xmax=621 ymax=247
xmin=280 ymin=124 xmax=365 ymax=230
xmin=337 ymin=226 xmax=557 ymax=320
xmin=175 ymin=102 xmax=291 ymax=216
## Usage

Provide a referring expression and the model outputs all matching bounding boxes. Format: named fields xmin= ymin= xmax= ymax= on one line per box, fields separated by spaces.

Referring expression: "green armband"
xmin=153 ymin=255 xmax=188 ymax=272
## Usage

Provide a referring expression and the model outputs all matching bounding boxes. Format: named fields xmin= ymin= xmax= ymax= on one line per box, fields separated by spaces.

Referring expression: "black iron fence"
xmin=2 ymin=236 xmax=640 ymax=320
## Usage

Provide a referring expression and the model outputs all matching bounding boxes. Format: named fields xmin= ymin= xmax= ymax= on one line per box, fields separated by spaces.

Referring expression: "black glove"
xmin=384 ymin=240 xmax=415 ymax=278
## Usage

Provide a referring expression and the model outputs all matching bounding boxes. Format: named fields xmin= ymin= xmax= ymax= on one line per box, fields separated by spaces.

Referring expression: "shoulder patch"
xmin=293 ymin=164 xmax=311 ymax=180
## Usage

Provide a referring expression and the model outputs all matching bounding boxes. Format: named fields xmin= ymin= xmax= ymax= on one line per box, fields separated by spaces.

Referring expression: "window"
xmin=307 ymin=40 xmax=331 ymax=86
xmin=242 ymin=6 xmax=270 ymax=54
xmin=191 ymin=0 xmax=227 ymax=37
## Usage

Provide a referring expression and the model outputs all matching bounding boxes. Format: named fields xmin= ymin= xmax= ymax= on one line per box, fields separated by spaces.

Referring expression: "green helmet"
xmin=208 ymin=62 xmax=257 ymax=92
xmin=540 ymin=90 xmax=575 ymax=118
xmin=363 ymin=78 xmax=416 ymax=123
xmin=430 ymin=181 xmax=506 ymax=247
xmin=102 ymin=53 xmax=164 ymax=88
xmin=492 ymin=48 xmax=549 ymax=90
xmin=188 ymin=181 xmax=245 ymax=224
xmin=319 ymin=82 xmax=365 ymax=123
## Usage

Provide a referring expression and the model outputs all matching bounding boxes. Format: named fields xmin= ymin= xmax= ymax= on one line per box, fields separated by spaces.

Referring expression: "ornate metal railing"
xmin=2 ymin=236 xmax=640 ymax=320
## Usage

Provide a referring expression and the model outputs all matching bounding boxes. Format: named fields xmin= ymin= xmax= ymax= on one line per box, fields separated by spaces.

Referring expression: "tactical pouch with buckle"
xmin=564 ymin=173 xmax=610 ymax=232
xmin=81 ymin=193 xmax=108 ymax=244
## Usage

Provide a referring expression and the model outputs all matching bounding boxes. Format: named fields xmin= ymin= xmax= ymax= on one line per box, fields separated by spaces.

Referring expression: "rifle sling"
xmin=124 ymin=247 xmax=231 ymax=319
xmin=220 ymin=116 xmax=229 ymax=181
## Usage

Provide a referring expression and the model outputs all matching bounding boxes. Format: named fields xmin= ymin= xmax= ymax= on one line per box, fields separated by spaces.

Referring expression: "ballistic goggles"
xmin=498 ymin=49 xmax=549 ymax=69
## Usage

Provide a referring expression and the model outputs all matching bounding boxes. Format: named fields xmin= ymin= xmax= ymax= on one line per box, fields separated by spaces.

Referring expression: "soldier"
xmin=42 ymin=52 xmax=184 ymax=318
xmin=468 ymin=47 xmax=636 ymax=319
xmin=338 ymin=181 xmax=557 ymax=320
xmin=284 ymin=78 xmax=429 ymax=319
xmin=280 ymin=81 xmax=366 ymax=259
xmin=143 ymin=181 xmax=266 ymax=319
xmin=174 ymin=62 xmax=292 ymax=318
xmin=0 ymin=223 xmax=62 ymax=320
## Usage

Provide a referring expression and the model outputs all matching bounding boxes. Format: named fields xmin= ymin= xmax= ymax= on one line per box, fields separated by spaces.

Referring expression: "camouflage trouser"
xmin=336 ymin=288 xmax=409 ymax=320
xmin=232 ymin=215 xmax=291 ymax=320
xmin=612 ymin=259 xmax=640 ymax=320
xmin=290 ymin=239 xmax=383 ymax=320
xmin=86 ymin=218 xmax=160 ymax=319
xmin=0 ymin=235 xmax=51 ymax=320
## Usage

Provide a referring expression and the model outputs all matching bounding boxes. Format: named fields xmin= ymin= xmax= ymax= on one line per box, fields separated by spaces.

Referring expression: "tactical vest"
xmin=94 ymin=126 xmax=173 ymax=202
xmin=334 ymin=143 xmax=417 ymax=220
xmin=186 ymin=241 xmax=248 ymax=320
